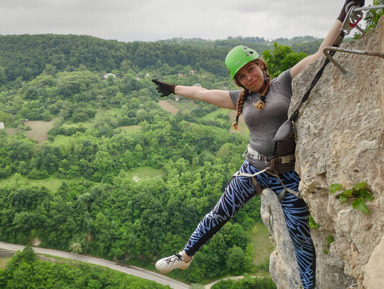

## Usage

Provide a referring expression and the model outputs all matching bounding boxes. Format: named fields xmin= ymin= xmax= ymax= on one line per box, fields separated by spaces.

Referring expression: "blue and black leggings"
xmin=184 ymin=160 xmax=316 ymax=289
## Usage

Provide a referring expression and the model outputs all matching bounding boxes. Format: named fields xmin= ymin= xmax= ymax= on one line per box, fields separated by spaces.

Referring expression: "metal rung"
xmin=323 ymin=47 xmax=384 ymax=74
xmin=352 ymin=4 xmax=384 ymax=12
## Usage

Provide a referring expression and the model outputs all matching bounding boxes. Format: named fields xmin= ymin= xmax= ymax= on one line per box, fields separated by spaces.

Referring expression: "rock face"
xmin=261 ymin=189 xmax=302 ymax=289
xmin=262 ymin=16 xmax=384 ymax=289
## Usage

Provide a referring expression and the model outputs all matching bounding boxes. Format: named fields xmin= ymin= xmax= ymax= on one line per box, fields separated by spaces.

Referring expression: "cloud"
xmin=0 ymin=0 xmax=375 ymax=42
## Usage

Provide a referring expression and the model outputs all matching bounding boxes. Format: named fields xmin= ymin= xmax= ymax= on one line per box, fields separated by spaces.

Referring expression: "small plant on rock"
xmin=329 ymin=182 xmax=374 ymax=215
xmin=323 ymin=234 xmax=335 ymax=255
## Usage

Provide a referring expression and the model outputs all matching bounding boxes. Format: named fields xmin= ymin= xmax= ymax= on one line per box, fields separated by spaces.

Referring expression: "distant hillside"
xmin=0 ymin=34 xmax=322 ymax=83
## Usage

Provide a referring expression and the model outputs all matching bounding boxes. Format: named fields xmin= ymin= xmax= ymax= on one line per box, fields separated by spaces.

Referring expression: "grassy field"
xmin=60 ymin=122 xmax=92 ymax=129
xmin=250 ymin=221 xmax=274 ymax=268
xmin=50 ymin=135 xmax=74 ymax=146
xmin=4 ymin=127 xmax=18 ymax=135
xmin=4 ymin=120 xmax=55 ymax=144
xmin=0 ymin=174 xmax=84 ymax=192
xmin=158 ymin=100 xmax=180 ymax=114
xmin=0 ymin=257 xmax=10 ymax=269
xmin=0 ymin=167 xmax=164 ymax=191
xmin=160 ymin=99 xmax=200 ymax=114
xmin=126 ymin=167 xmax=164 ymax=182
xmin=200 ymin=108 xmax=230 ymax=126
xmin=25 ymin=120 xmax=55 ymax=143
xmin=157 ymin=99 xmax=250 ymax=139
xmin=115 ymin=125 xmax=142 ymax=136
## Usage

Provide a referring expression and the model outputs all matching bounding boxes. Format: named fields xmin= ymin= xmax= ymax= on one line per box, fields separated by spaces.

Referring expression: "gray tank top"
xmin=229 ymin=69 xmax=295 ymax=172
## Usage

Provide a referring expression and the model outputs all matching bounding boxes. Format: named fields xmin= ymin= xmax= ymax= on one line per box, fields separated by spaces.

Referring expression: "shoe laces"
xmin=165 ymin=253 xmax=183 ymax=265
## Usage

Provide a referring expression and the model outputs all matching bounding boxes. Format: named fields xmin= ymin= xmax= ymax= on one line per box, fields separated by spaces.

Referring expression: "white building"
xmin=0 ymin=122 xmax=4 ymax=129
xmin=104 ymin=73 xmax=116 ymax=79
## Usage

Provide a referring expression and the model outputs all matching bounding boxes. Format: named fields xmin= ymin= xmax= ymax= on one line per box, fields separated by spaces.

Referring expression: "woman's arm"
xmin=290 ymin=0 xmax=365 ymax=79
xmin=152 ymin=79 xmax=235 ymax=110
xmin=290 ymin=20 xmax=342 ymax=79
xmin=174 ymin=85 xmax=235 ymax=110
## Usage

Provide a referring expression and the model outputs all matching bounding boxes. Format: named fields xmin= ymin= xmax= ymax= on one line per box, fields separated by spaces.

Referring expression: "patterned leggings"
xmin=184 ymin=160 xmax=316 ymax=289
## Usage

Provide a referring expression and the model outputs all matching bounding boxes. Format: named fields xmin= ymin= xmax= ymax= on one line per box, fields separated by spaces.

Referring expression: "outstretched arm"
xmin=152 ymin=79 xmax=235 ymax=110
xmin=290 ymin=0 xmax=365 ymax=79
xmin=290 ymin=20 xmax=342 ymax=79
xmin=174 ymin=86 xmax=235 ymax=110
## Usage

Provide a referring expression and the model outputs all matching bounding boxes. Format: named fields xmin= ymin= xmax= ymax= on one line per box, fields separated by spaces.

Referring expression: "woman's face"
xmin=236 ymin=61 xmax=264 ymax=92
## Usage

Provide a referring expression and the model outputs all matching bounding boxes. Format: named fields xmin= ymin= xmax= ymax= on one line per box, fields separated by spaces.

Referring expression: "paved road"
xmin=0 ymin=241 xmax=189 ymax=289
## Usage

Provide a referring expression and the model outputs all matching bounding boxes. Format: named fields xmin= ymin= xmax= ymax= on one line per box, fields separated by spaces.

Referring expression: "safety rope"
xmin=290 ymin=2 xmax=363 ymax=123
xmin=289 ymin=33 xmax=344 ymax=123
xmin=233 ymin=165 xmax=302 ymax=202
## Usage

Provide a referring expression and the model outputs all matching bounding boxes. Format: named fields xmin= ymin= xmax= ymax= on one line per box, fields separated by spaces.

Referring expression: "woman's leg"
xmin=269 ymin=171 xmax=316 ymax=289
xmin=184 ymin=161 xmax=267 ymax=257
xmin=155 ymin=161 xmax=267 ymax=273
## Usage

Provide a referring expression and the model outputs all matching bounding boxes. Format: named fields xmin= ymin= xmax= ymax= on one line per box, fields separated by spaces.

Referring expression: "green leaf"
xmin=330 ymin=183 xmax=342 ymax=195
xmin=352 ymin=197 xmax=371 ymax=215
xmin=339 ymin=194 xmax=347 ymax=202
xmin=354 ymin=182 xmax=367 ymax=190
xmin=359 ymin=190 xmax=374 ymax=201
xmin=342 ymin=189 xmax=353 ymax=198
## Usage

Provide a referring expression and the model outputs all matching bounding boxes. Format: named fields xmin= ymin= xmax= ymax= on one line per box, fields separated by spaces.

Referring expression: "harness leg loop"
xmin=251 ymin=177 xmax=263 ymax=196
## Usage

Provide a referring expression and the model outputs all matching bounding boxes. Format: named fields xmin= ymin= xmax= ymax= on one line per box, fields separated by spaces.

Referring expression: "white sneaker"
xmin=155 ymin=252 xmax=192 ymax=273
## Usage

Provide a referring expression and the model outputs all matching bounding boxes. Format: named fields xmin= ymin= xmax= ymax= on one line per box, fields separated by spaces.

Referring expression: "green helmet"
xmin=225 ymin=45 xmax=260 ymax=79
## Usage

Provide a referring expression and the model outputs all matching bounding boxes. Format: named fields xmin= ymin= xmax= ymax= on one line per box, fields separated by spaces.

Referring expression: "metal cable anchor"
xmin=323 ymin=4 xmax=384 ymax=74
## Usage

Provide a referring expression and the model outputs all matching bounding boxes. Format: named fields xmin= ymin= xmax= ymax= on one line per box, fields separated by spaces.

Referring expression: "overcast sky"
xmin=0 ymin=0 xmax=374 ymax=42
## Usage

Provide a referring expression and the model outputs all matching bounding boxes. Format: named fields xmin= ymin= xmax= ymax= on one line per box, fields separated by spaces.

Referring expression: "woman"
xmin=151 ymin=1 xmax=363 ymax=288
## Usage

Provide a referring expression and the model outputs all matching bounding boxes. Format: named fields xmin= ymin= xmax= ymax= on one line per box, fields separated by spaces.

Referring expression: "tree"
xmin=364 ymin=1 xmax=384 ymax=31
xmin=0 ymin=111 xmax=11 ymax=124
xmin=181 ymin=143 xmax=194 ymax=164
xmin=262 ymin=42 xmax=307 ymax=78
xmin=226 ymin=246 xmax=245 ymax=275
xmin=227 ymin=223 xmax=249 ymax=250
xmin=22 ymin=246 xmax=36 ymax=263
xmin=0 ymin=67 xmax=7 ymax=84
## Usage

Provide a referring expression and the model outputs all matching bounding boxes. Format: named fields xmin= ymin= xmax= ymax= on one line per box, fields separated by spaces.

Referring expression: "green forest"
xmin=0 ymin=33 xmax=320 ymax=287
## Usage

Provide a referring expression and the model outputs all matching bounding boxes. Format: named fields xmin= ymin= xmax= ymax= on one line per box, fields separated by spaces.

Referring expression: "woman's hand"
xmin=152 ymin=79 xmax=176 ymax=97
xmin=337 ymin=0 xmax=365 ymax=22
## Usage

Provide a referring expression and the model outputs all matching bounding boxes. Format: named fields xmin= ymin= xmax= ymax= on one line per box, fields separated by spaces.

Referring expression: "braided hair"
xmin=231 ymin=60 xmax=271 ymax=130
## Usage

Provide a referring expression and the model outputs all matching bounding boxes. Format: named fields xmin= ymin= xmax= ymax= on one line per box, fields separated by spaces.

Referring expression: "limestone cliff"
xmin=261 ymin=16 xmax=384 ymax=289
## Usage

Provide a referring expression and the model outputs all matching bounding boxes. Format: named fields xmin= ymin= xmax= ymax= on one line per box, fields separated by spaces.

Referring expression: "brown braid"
xmin=231 ymin=89 xmax=248 ymax=130
xmin=231 ymin=59 xmax=271 ymax=130
xmin=254 ymin=70 xmax=271 ymax=110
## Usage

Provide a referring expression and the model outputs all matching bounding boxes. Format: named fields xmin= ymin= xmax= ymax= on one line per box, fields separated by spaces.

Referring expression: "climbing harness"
xmin=233 ymin=145 xmax=301 ymax=202
xmin=244 ymin=145 xmax=295 ymax=164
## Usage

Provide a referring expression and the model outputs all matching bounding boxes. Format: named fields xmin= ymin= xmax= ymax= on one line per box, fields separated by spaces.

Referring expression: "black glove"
xmin=337 ymin=0 xmax=365 ymax=22
xmin=152 ymin=79 xmax=176 ymax=97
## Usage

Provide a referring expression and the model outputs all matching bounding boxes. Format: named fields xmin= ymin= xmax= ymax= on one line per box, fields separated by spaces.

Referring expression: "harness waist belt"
xmin=246 ymin=145 xmax=295 ymax=164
